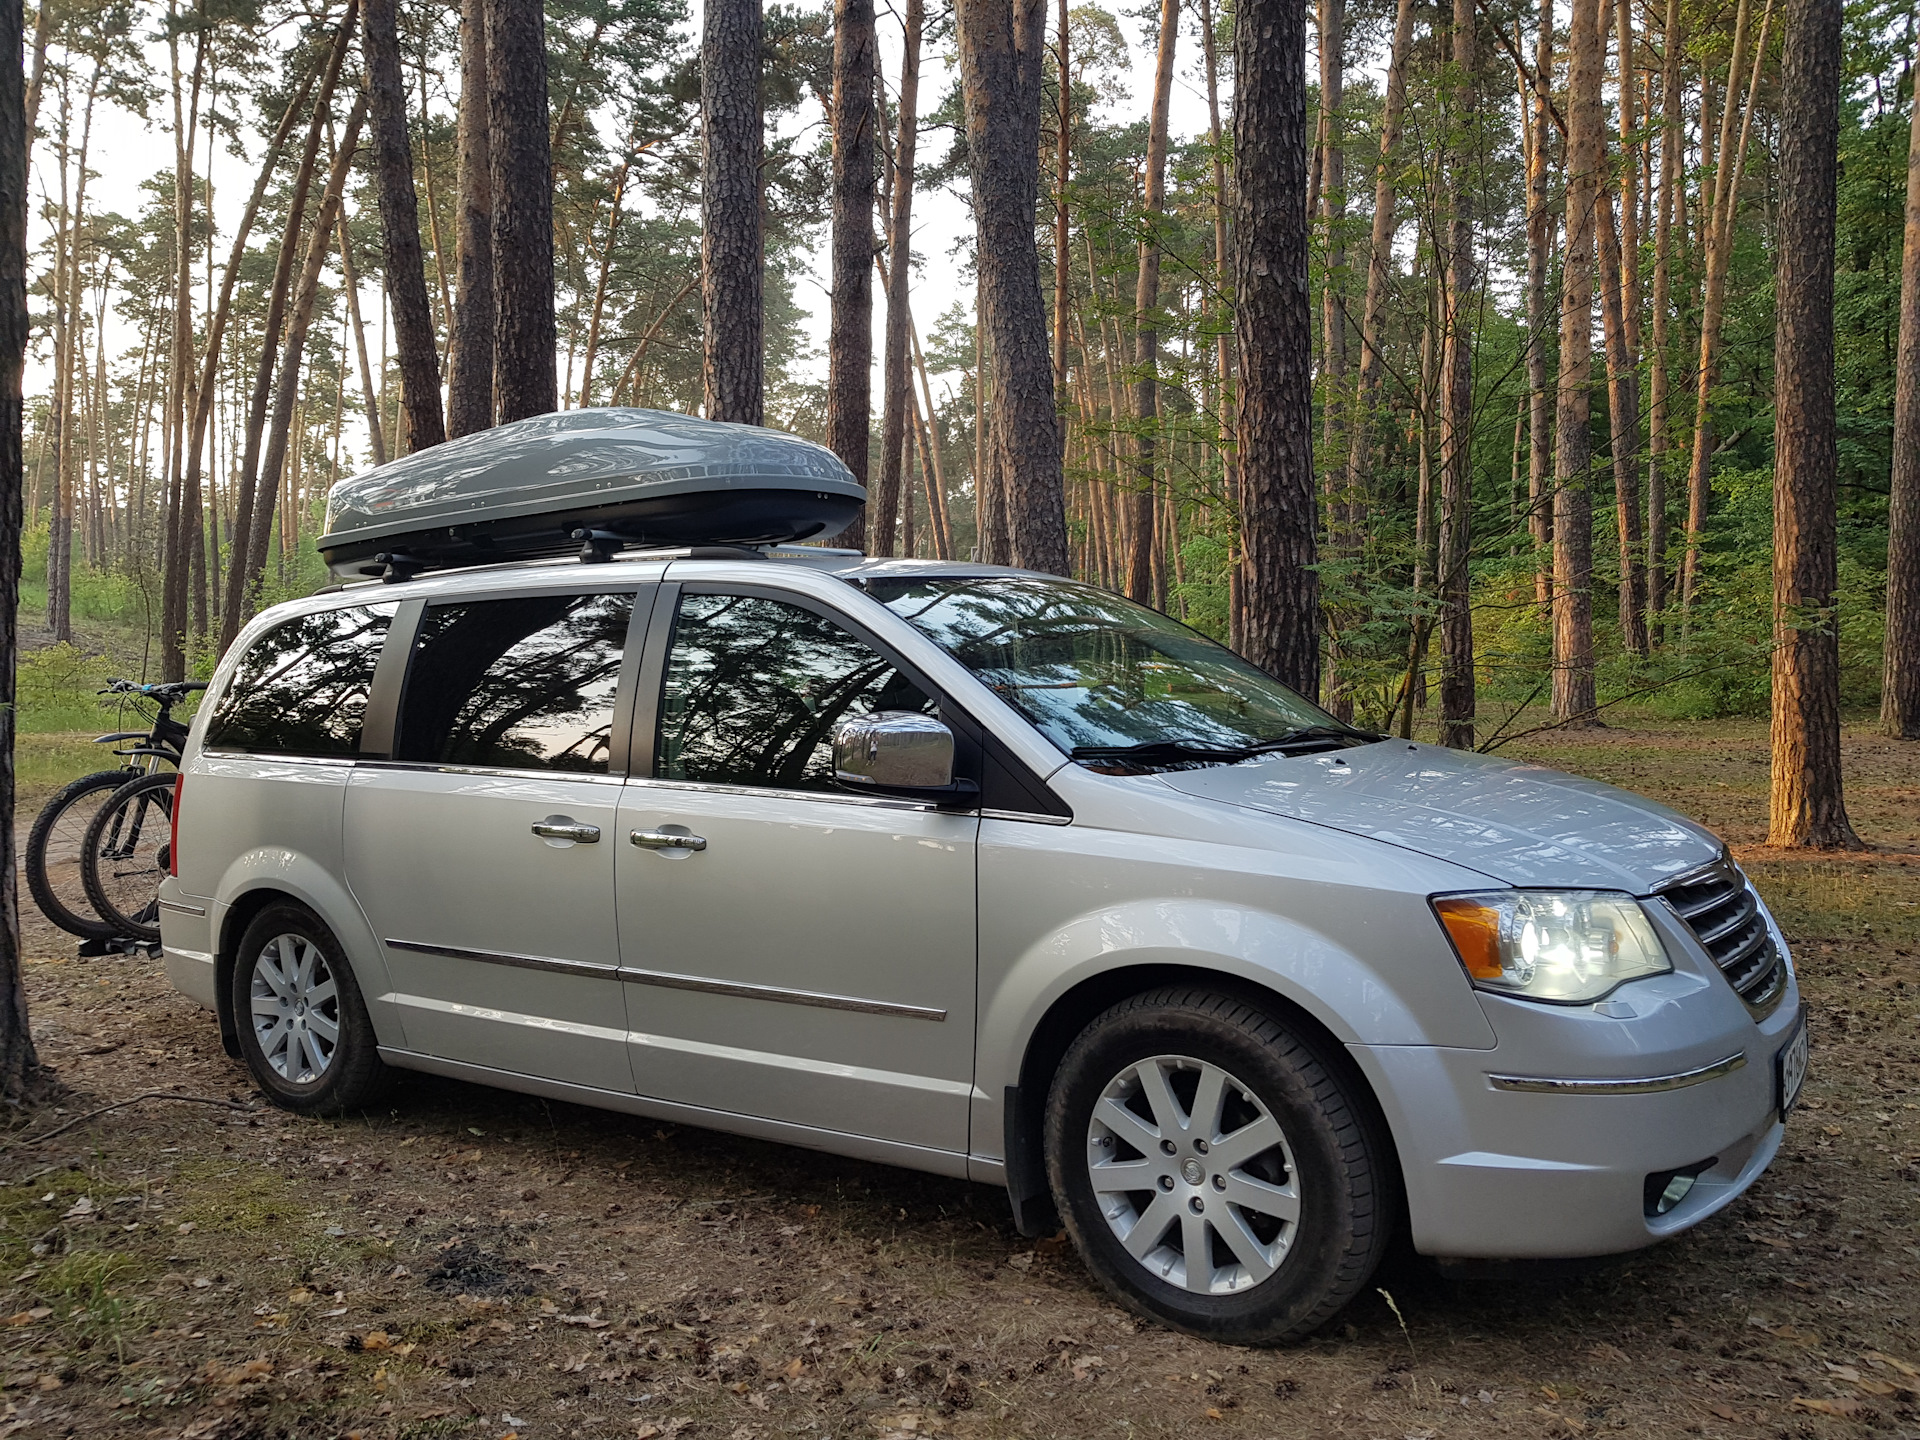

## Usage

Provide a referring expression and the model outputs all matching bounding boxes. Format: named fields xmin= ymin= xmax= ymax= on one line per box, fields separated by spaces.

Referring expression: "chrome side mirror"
xmin=834 ymin=711 xmax=961 ymax=793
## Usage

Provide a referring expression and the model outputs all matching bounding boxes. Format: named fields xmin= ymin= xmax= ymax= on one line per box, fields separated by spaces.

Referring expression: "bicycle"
xmin=24 ymin=679 xmax=204 ymax=942
xmin=81 ymin=769 xmax=180 ymax=943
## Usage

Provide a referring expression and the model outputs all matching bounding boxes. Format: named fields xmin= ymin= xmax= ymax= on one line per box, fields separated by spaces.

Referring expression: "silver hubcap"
xmin=250 ymin=934 xmax=339 ymax=1083
xmin=1086 ymin=1054 xmax=1300 ymax=1295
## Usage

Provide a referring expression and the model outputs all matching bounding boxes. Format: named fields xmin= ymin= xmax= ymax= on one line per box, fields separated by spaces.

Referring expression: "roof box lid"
xmin=317 ymin=408 xmax=864 ymax=578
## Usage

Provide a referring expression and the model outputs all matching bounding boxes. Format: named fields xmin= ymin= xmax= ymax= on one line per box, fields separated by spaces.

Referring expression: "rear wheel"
xmin=26 ymin=770 xmax=138 ymax=939
xmin=1044 ymin=987 xmax=1394 ymax=1345
xmin=231 ymin=902 xmax=390 ymax=1114
xmin=78 ymin=771 xmax=175 ymax=942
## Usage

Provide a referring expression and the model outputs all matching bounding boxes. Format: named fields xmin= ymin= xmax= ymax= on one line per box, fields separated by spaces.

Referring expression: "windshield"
xmin=864 ymin=576 xmax=1360 ymax=767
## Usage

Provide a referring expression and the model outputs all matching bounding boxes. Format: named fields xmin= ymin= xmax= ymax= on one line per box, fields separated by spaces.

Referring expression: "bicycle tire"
xmin=25 ymin=770 xmax=140 ymax=939
xmin=79 ymin=771 xmax=176 ymax=943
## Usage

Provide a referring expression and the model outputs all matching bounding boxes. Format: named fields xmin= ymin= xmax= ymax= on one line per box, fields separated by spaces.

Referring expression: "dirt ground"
xmin=1 ymin=718 xmax=1916 ymax=1440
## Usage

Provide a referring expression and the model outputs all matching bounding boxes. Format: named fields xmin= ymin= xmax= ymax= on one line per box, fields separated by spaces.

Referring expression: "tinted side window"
xmin=396 ymin=592 xmax=633 ymax=773
xmin=205 ymin=605 xmax=396 ymax=756
xmin=657 ymin=592 xmax=933 ymax=792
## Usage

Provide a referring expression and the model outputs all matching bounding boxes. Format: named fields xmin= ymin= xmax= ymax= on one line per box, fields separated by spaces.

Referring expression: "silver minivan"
xmin=158 ymin=544 xmax=1806 ymax=1344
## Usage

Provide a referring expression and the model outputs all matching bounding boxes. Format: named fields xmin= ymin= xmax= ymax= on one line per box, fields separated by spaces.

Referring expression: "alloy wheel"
xmin=249 ymin=934 xmax=341 ymax=1084
xmin=1085 ymin=1053 xmax=1301 ymax=1295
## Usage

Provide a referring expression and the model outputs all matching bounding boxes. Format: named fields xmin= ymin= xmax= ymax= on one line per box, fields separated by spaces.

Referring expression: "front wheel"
xmin=79 ymin=771 xmax=176 ymax=942
xmin=1044 ymin=988 xmax=1395 ymax=1345
xmin=231 ymin=902 xmax=390 ymax=1114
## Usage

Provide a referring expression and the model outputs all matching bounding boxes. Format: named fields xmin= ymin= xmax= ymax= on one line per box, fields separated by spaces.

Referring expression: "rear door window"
xmin=204 ymin=604 xmax=396 ymax=756
xmin=396 ymin=592 xmax=634 ymax=773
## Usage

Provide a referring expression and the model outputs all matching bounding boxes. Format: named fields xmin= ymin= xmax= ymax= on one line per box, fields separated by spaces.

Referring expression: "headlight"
xmin=1432 ymin=890 xmax=1671 ymax=1004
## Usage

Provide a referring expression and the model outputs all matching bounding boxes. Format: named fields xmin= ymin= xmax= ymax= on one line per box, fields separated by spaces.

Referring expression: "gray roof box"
xmin=317 ymin=408 xmax=864 ymax=579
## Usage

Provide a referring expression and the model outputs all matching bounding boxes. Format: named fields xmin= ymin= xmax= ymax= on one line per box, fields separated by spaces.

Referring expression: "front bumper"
xmin=1353 ymin=971 xmax=1802 ymax=1259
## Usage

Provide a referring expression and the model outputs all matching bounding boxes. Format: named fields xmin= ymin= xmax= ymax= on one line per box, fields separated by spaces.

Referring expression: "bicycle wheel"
xmin=26 ymin=769 xmax=140 ymax=939
xmin=80 ymin=772 xmax=176 ymax=943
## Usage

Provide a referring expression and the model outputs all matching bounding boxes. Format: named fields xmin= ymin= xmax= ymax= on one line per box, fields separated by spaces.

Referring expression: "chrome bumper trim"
xmin=158 ymin=899 xmax=207 ymax=917
xmin=1486 ymin=1051 xmax=1747 ymax=1096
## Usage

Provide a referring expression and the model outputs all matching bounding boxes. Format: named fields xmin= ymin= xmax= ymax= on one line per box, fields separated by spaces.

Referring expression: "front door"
xmin=616 ymin=586 xmax=977 ymax=1157
xmin=345 ymin=587 xmax=644 ymax=1092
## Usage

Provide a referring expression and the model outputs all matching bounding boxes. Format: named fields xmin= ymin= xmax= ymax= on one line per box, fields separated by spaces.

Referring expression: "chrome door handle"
xmin=531 ymin=821 xmax=601 ymax=843
xmin=630 ymin=830 xmax=707 ymax=852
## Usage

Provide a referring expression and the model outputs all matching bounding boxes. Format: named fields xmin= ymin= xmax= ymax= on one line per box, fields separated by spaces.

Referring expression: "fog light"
xmin=1644 ymin=1158 xmax=1717 ymax=1217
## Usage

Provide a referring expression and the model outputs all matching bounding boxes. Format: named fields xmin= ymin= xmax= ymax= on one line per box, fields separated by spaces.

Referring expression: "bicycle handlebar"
xmin=100 ymin=679 xmax=209 ymax=700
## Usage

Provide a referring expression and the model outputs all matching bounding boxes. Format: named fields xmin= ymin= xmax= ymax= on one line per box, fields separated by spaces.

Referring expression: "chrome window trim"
xmin=158 ymin=899 xmax=207 ymax=917
xmin=616 ymin=964 xmax=947 ymax=1021
xmin=354 ymin=760 xmax=628 ymax=786
xmin=624 ymin=774 xmax=947 ymax=813
xmin=1485 ymin=1051 xmax=1747 ymax=1096
xmin=385 ymin=939 xmax=947 ymax=1021
xmin=385 ymin=938 xmax=619 ymax=980
xmin=980 ymin=807 xmax=1072 ymax=827
xmin=196 ymin=749 xmax=363 ymax=766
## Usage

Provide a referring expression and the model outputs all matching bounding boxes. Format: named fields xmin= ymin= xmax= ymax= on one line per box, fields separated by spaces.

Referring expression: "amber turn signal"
xmin=1433 ymin=897 xmax=1504 ymax=980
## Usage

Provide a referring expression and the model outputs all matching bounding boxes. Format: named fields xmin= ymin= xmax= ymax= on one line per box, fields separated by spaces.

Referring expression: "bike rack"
xmin=77 ymin=935 xmax=162 ymax=961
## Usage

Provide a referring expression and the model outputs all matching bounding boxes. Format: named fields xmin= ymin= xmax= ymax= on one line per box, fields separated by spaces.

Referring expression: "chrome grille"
xmin=1658 ymin=858 xmax=1785 ymax=1009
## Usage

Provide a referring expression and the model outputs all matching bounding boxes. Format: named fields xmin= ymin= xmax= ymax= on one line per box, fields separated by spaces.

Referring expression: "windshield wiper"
xmin=1070 ymin=739 xmax=1257 ymax=764
xmin=1242 ymin=724 xmax=1383 ymax=753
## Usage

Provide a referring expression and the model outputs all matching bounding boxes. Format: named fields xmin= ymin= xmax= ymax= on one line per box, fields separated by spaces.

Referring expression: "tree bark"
xmin=446 ymin=0 xmax=495 ymax=437
xmin=1768 ymin=0 xmax=1858 ymax=847
xmin=577 ymin=154 xmax=630 ymax=409
xmin=826 ymin=0 xmax=876 ymax=548
xmin=955 ymin=0 xmax=1068 ymax=573
xmin=1597 ymin=191 xmax=1648 ymax=653
xmin=1887 ymin=39 xmax=1920 ymax=739
xmin=701 ymin=0 xmax=763 ymax=424
xmin=873 ymin=0 xmax=923 ymax=556
xmin=1553 ymin=0 xmax=1603 ymax=725
xmin=222 ymin=3 xmax=357 ymax=654
xmin=1128 ymin=0 xmax=1178 ymax=603
xmin=338 ymin=204 xmax=386 ymax=466
xmin=161 ymin=20 xmax=206 ymax=681
xmin=488 ymin=0 xmax=557 ymax=422
xmin=1234 ymin=0 xmax=1317 ymax=695
xmin=1437 ymin=0 xmax=1475 ymax=747
xmin=365 ymin=0 xmax=445 ymax=450
xmin=0 ymin=0 xmax=42 ymax=1103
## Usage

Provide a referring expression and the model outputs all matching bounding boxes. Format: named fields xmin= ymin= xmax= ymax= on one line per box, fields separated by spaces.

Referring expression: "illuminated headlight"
xmin=1432 ymin=891 xmax=1672 ymax=1004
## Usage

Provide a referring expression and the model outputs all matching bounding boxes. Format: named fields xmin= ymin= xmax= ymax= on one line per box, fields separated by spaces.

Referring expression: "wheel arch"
xmin=1002 ymin=963 xmax=1406 ymax=1240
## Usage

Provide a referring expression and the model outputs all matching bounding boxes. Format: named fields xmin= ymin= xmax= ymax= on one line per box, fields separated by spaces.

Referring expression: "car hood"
xmin=1157 ymin=740 xmax=1722 ymax=893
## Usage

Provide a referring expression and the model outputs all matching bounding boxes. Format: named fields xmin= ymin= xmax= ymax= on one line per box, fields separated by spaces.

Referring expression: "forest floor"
xmin=0 ymin=717 xmax=1916 ymax=1440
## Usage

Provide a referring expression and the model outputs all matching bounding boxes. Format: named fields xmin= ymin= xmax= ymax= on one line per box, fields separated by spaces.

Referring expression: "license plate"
xmin=1776 ymin=1012 xmax=1809 ymax=1118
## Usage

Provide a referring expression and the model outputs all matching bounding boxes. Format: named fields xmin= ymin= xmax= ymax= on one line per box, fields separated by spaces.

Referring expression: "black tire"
xmin=1043 ymin=987 xmax=1395 ymax=1345
xmin=78 ymin=771 xmax=175 ymax=942
xmin=26 ymin=769 xmax=140 ymax=939
xmin=231 ymin=902 xmax=391 ymax=1115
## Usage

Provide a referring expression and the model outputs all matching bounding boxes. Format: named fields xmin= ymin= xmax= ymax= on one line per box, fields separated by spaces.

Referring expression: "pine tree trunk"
xmin=338 ymin=207 xmax=386 ymax=465
xmin=826 ymin=0 xmax=875 ymax=549
xmin=1887 ymin=41 xmax=1920 ymax=739
xmin=1553 ymin=0 xmax=1603 ymax=725
xmin=161 ymin=22 xmax=206 ymax=681
xmin=1526 ymin=0 xmax=1555 ymax=608
xmin=488 ymin=0 xmax=557 ymax=422
xmin=0 ymin=0 xmax=40 ymax=1104
xmin=1233 ymin=0 xmax=1317 ymax=695
xmin=1197 ymin=0 xmax=1240 ymax=642
xmin=1128 ymin=0 xmax=1178 ymax=603
xmin=1344 ymin=0 xmax=1412 ymax=512
xmin=243 ymin=97 xmax=367 ymax=615
xmin=364 ymin=0 xmax=445 ymax=450
xmin=1646 ymin=0 xmax=1681 ymax=627
xmin=446 ymin=0 xmax=495 ymax=438
xmin=222 ymin=5 xmax=357 ymax=653
xmin=872 ymin=0 xmax=922 ymax=557
xmin=1436 ymin=0 xmax=1475 ymax=747
xmin=955 ymin=0 xmax=1068 ymax=574
xmin=1768 ymin=0 xmax=1858 ymax=846
xmin=1597 ymin=192 xmax=1648 ymax=653
xmin=701 ymin=0 xmax=763 ymax=424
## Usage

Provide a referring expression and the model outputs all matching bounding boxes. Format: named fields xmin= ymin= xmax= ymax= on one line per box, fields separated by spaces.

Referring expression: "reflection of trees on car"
xmin=398 ymin=594 xmax=631 ymax=773
xmin=660 ymin=594 xmax=928 ymax=791
xmin=206 ymin=607 xmax=397 ymax=756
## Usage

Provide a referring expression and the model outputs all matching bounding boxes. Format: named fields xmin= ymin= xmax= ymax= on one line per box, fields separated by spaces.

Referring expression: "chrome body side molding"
xmin=1485 ymin=1052 xmax=1747 ymax=1096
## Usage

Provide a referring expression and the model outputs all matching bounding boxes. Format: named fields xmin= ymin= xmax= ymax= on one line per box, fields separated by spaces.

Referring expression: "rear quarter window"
xmin=204 ymin=604 xmax=396 ymax=756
